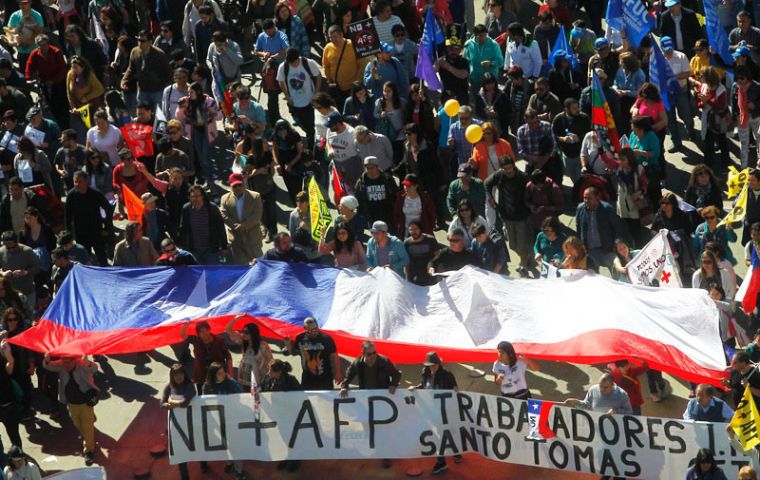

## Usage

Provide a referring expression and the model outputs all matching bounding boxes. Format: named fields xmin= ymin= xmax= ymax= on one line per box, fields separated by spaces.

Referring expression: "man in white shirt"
xmin=661 ymin=36 xmax=697 ymax=152
xmin=277 ymin=47 xmax=322 ymax=149
xmin=504 ymin=22 xmax=542 ymax=80
xmin=372 ymin=0 xmax=404 ymax=45
xmin=325 ymin=112 xmax=362 ymax=193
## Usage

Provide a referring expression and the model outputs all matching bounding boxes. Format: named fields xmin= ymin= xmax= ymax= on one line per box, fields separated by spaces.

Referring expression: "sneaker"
xmin=667 ymin=145 xmax=681 ymax=154
xmin=84 ymin=452 xmax=94 ymax=466
xmin=432 ymin=463 xmax=448 ymax=475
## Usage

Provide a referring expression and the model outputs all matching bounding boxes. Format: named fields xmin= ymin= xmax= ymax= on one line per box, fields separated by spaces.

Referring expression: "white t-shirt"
xmin=327 ymin=124 xmax=358 ymax=162
xmin=580 ymin=131 xmax=606 ymax=175
xmin=492 ymin=359 xmax=528 ymax=395
xmin=402 ymin=195 xmax=422 ymax=228
xmin=86 ymin=125 xmax=123 ymax=165
xmin=373 ymin=15 xmax=404 ymax=45
xmin=276 ymin=58 xmax=322 ymax=108
xmin=665 ymin=50 xmax=690 ymax=88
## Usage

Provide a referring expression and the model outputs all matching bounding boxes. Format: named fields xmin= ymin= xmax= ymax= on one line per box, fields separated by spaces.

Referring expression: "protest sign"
xmin=24 ymin=126 xmax=45 ymax=147
xmin=626 ymin=229 xmax=682 ymax=287
xmin=169 ymin=390 xmax=749 ymax=478
xmin=308 ymin=176 xmax=332 ymax=242
xmin=347 ymin=19 xmax=380 ymax=58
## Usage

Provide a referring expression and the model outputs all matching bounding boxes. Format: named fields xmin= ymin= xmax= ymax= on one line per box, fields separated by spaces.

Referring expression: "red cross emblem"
xmin=661 ymin=270 xmax=671 ymax=284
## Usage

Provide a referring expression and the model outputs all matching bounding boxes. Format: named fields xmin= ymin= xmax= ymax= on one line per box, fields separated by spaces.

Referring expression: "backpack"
xmin=283 ymin=57 xmax=325 ymax=94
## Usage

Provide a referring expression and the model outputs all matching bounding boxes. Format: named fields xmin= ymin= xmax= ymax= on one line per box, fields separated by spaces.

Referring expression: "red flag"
xmin=527 ymin=399 xmax=556 ymax=440
xmin=122 ymin=184 xmax=144 ymax=224
xmin=120 ymin=123 xmax=154 ymax=158
xmin=739 ymin=248 xmax=760 ymax=314
xmin=332 ymin=166 xmax=348 ymax=205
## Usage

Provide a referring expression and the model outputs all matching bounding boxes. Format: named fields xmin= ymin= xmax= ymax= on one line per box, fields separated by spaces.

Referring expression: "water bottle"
xmin=565 ymin=129 xmax=576 ymax=144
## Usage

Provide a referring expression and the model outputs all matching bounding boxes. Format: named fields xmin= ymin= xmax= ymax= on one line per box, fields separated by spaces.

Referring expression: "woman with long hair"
xmin=343 ymin=81 xmax=375 ymax=130
xmin=3 ymin=307 xmax=35 ymax=420
xmin=492 ymin=340 xmax=539 ymax=400
xmin=3 ymin=445 xmax=42 ymax=480
xmin=533 ymin=215 xmax=566 ymax=266
xmin=614 ymin=147 xmax=648 ymax=247
xmin=448 ymin=198 xmax=487 ymax=245
xmin=694 ymin=205 xmax=737 ymax=266
xmin=631 ymin=82 xmax=668 ymax=169
xmin=261 ymin=359 xmax=302 ymax=472
xmin=225 ymin=315 xmax=273 ymax=390
xmin=474 ymin=73 xmax=512 ymax=140
xmin=561 ymin=235 xmax=598 ymax=272
xmin=614 ymin=52 xmax=645 ymax=136
xmin=86 ymin=109 xmax=124 ymax=166
xmin=692 ymin=249 xmax=736 ymax=299
xmin=203 ymin=361 xmax=244 ymax=478
xmin=629 ymin=116 xmax=662 ymax=207
xmin=236 ymin=131 xmax=277 ymax=241
xmin=684 ymin=164 xmax=723 ymax=217
xmin=14 ymin=136 xmax=55 ymax=193
xmin=176 ymin=82 xmax=222 ymax=186
xmin=404 ymin=83 xmax=436 ymax=142
xmin=112 ymin=36 xmax=137 ymax=113
xmin=20 ymin=206 xmax=55 ymax=285
xmin=0 ymin=277 xmax=31 ymax=320
xmin=274 ymin=1 xmax=309 ymax=57
xmin=272 ymin=119 xmax=305 ymax=204
xmin=318 ymin=221 xmax=366 ymax=269
xmin=161 ymin=363 xmax=196 ymax=480
xmin=696 ymin=66 xmax=730 ymax=171
xmin=66 ymin=56 xmax=104 ymax=111
xmin=374 ymin=81 xmax=406 ymax=167
xmin=82 ymin=148 xmax=114 ymax=200
xmin=612 ymin=238 xmax=639 ymax=283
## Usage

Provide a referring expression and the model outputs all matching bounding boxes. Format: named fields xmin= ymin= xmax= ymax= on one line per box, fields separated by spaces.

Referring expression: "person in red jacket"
xmin=610 ymin=359 xmax=648 ymax=415
xmin=24 ymin=34 xmax=69 ymax=128
xmin=394 ymin=173 xmax=436 ymax=237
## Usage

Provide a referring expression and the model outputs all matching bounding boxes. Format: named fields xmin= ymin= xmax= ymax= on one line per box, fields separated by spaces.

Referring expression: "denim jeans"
xmin=667 ymin=89 xmax=695 ymax=147
xmin=136 ymin=89 xmax=165 ymax=107
xmin=191 ymin=128 xmax=212 ymax=181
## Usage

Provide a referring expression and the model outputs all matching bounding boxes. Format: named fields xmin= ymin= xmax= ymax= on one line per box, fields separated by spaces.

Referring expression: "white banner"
xmin=626 ymin=229 xmax=682 ymax=287
xmin=168 ymin=391 xmax=749 ymax=478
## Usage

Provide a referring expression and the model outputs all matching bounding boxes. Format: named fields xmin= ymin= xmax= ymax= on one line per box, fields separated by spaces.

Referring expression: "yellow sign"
xmin=730 ymin=385 xmax=760 ymax=452
xmin=308 ymin=176 xmax=332 ymax=242
xmin=727 ymin=166 xmax=750 ymax=199
xmin=77 ymin=105 xmax=92 ymax=129
xmin=718 ymin=182 xmax=748 ymax=227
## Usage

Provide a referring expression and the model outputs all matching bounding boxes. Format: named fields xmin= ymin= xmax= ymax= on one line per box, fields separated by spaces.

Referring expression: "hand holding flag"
xmin=415 ymin=8 xmax=444 ymax=91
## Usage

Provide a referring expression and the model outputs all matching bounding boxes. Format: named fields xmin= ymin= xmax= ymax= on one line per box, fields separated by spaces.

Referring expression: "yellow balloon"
xmin=465 ymin=124 xmax=483 ymax=144
xmin=444 ymin=99 xmax=460 ymax=117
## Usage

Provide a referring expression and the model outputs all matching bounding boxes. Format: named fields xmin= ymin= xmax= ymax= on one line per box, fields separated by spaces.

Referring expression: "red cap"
xmin=402 ymin=180 xmax=414 ymax=186
xmin=229 ymin=173 xmax=244 ymax=187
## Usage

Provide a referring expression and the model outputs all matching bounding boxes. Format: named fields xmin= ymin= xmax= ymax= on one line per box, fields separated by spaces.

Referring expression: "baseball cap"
xmin=423 ymin=351 xmax=442 ymax=366
xmin=229 ymin=173 xmax=244 ymax=187
xmin=660 ymin=36 xmax=674 ymax=51
xmin=457 ymin=163 xmax=473 ymax=177
xmin=664 ymin=0 xmax=680 ymax=7
xmin=25 ymin=106 xmax=41 ymax=120
xmin=402 ymin=173 xmax=419 ymax=186
xmin=339 ymin=195 xmax=359 ymax=211
xmin=570 ymin=27 xmax=585 ymax=40
xmin=363 ymin=156 xmax=379 ymax=166
xmin=370 ymin=220 xmax=388 ymax=233
xmin=141 ymin=192 xmax=158 ymax=205
xmin=594 ymin=37 xmax=610 ymax=49
xmin=379 ymin=41 xmax=394 ymax=53
xmin=323 ymin=111 xmax=343 ymax=128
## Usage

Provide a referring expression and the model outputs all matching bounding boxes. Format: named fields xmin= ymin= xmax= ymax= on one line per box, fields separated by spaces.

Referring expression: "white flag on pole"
xmin=625 ymin=229 xmax=683 ymax=288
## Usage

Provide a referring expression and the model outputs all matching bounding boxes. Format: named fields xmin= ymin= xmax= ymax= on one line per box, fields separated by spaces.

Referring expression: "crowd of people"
xmin=0 ymin=0 xmax=757 ymax=476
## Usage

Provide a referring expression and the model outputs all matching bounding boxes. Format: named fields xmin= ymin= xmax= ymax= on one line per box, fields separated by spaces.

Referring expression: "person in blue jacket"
xmin=365 ymin=220 xmax=409 ymax=276
xmin=363 ymin=42 xmax=408 ymax=99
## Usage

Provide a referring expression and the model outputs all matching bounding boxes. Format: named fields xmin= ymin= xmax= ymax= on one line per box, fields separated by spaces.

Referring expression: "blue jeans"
xmin=136 ymin=89 xmax=164 ymax=107
xmin=667 ymin=89 xmax=695 ymax=147
xmin=192 ymin=128 xmax=212 ymax=181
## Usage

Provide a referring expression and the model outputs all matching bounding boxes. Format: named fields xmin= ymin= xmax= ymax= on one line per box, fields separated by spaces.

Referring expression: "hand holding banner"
xmin=730 ymin=385 xmax=760 ymax=452
xmin=718 ymin=182 xmax=748 ymax=227
xmin=308 ymin=176 xmax=333 ymax=242
xmin=626 ymin=229 xmax=683 ymax=287
xmin=727 ymin=166 xmax=749 ymax=199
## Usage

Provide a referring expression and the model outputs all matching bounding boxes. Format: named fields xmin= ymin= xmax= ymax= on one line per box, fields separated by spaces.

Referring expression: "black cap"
xmin=424 ymin=351 xmax=442 ymax=366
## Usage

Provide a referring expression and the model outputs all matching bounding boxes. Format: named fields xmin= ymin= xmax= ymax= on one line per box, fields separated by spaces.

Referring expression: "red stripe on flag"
xmin=743 ymin=267 xmax=760 ymax=314
xmin=538 ymin=401 xmax=556 ymax=439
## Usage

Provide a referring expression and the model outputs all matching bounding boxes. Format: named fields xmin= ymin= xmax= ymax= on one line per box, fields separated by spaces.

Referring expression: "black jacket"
xmin=415 ymin=366 xmax=458 ymax=390
xmin=484 ymin=169 xmax=530 ymax=221
xmin=64 ymin=187 xmax=113 ymax=243
xmin=179 ymin=201 xmax=227 ymax=252
xmin=341 ymin=354 xmax=401 ymax=390
xmin=142 ymin=208 xmax=177 ymax=249
xmin=66 ymin=38 xmax=107 ymax=81
xmin=261 ymin=372 xmax=302 ymax=392
xmin=659 ymin=8 xmax=704 ymax=57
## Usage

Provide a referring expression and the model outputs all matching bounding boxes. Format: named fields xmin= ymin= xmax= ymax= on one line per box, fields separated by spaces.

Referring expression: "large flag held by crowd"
xmin=590 ymin=71 xmax=620 ymax=168
xmin=9 ymin=262 xmax=726 ymax=385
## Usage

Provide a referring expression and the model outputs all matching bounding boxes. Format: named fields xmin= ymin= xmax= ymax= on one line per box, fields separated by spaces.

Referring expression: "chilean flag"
xmin=737 ymin=247 xmax=760 ymax=314
xmin=527 ymin=399 xmax=556 ymax=440
xmin=9 ymin=262 xmax=727 ymax=386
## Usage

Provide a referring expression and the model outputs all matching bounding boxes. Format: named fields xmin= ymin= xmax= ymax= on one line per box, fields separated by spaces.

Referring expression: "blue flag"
xmin=549 ymin=26 xmax=580 ymax=71
xmin=703 ymin=0 xmax=734 ymax=66
xmin=649 ymin=37 xmax=681 ymax=111
xmin=415 ymin=8 xmax=444 ymax=91
xmin=605 ymin=0 xmax=655 ymax=49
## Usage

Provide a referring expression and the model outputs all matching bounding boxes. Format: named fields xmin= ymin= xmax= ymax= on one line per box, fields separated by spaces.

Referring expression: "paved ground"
xmin=14 ymin=3 xmax=754 ymax=479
